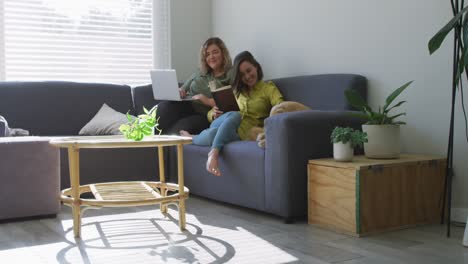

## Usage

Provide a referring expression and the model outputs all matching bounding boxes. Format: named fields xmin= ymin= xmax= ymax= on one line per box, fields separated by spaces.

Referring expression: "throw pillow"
xmin=79 ymin=103 xmax=133 ymax=136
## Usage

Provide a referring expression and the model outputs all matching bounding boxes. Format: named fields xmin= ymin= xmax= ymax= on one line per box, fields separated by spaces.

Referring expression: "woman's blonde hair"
xmin=199 ymin=37 xmax=232 ymax=75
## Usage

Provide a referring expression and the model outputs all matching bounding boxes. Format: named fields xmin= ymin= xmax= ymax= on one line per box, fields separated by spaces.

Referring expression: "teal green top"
xmin=181 ymin=70 xmax=233 ymax=113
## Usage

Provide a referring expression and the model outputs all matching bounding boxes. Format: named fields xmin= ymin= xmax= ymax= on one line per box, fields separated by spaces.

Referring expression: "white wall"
xmin=170 ymin=0 xmax=212 ymax=81
xmin=212 ymin=0 xmax=468 ymax=220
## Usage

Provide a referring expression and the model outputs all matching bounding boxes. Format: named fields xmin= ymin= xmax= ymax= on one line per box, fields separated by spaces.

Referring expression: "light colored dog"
xmin=248 ymin=101 xmax=310 ymax=148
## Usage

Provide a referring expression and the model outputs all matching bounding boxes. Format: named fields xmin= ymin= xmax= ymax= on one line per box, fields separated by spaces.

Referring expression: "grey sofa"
xmin=0 ymin=81 xmax=162 ymax=191
xmin=132 ymin=74 xmax=367 ymax=221
xmin=0 ymin=74 xmax=366 ymax=222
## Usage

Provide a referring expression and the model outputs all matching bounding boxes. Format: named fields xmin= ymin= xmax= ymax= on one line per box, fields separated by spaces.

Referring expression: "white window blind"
xmin=1 ymin=0 xmax=170 ymax=86
xmin=0 ymin=0 xmax=5 ymax=81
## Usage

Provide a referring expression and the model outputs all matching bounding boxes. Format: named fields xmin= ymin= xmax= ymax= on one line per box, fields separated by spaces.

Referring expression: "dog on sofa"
xmin=248 ymin=101 xmax=310 ymax=148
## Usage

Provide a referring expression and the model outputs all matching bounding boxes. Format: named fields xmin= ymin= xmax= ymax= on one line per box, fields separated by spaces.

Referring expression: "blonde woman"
xmin=157 ymin=37 xmax=233 ymax=134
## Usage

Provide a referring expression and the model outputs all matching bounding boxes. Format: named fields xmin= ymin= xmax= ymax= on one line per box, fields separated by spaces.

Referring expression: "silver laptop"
xmin=150 ymin=69 xmax=193 ymax=101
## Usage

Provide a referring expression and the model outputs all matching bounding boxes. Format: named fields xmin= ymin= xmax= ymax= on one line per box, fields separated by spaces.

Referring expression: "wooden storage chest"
xmin=308 ymin=154 xmax=446 ymax=236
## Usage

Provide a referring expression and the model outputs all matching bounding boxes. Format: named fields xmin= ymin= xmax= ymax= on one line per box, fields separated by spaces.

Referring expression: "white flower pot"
xmin=333 ymin=142 xmax=354 ymax=162
xmin=362 ymin=124 xmax=400 ymax=159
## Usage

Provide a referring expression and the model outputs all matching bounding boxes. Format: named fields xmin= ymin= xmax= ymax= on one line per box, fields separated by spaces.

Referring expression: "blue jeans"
xmin=192 ymin=111 xmax=241 ymax=150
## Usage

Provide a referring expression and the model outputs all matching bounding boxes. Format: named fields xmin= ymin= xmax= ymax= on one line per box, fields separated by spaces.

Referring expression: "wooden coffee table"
xmin=49 ymin=135 xmax=192 ymax=238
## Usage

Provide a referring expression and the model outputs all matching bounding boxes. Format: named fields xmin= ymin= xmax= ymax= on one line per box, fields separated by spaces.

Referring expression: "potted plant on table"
xmin=330 ymin=126 xmax=367 ymax=162
xmin=345 ymin=81 xmax=413 ymax=159
xmin=119 ymin=106 xmax=161 ymax=141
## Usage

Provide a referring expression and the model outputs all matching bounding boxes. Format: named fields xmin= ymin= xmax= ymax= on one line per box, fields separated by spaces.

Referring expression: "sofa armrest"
xmin=263 ymin=110 xmax=365 ymax=218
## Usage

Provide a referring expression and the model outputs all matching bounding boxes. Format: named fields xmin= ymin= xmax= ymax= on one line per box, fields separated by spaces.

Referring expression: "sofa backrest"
xmin=270 ymin=74 xmax=367 ymax=110
xmin=0 ymin=81 xmax=134 ymax=136
xmin=134 ymin=74 xmax=366 ymax=114
xmin=132 ymin=84 xmax=163 ymax=115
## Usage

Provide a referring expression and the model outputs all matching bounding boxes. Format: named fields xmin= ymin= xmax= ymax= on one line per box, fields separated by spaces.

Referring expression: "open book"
xmin=209 ymin=82 xmax=240 ymax=112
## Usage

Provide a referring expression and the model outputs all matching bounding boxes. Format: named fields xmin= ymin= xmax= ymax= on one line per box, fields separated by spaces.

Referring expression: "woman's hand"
xmin=212 ymin=106 xmax=224 ymax=120
xmin=192 ymin=94 xmax=215 ymax=107
xmin=179 ymin=88 xmax=187 ymax=98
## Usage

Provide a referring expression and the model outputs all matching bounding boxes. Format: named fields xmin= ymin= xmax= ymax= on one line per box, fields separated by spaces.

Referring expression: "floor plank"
xmin=0 ymin=196 xmax=466 ymax=263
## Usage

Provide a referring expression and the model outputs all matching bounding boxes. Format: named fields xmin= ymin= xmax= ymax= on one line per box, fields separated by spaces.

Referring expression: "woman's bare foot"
xmin=179 ymin=130 xmax=193 ymax=138
xmin=206 ymin=148 xmax=221 ymax=176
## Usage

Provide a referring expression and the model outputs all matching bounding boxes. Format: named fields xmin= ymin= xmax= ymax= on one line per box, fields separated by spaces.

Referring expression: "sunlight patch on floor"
xmin=0 ymin=207 xmax=298 ymax=263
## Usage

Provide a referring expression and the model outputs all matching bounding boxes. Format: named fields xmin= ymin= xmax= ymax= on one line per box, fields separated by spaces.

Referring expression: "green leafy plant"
xmin=429 ymin=4 xmax=468 ymax=84
xmin=330 ymin=126 xmax=368 ymax=148
xmin=427 ymin=2 xmax=468 ymax=237
xmin=345 ymin=81 xmax=413 ymax=125
xmin=119 ymin=106 xmax=161 ymax=141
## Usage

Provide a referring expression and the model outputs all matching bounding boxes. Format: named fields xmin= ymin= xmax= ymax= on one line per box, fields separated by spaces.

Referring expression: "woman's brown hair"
xmin=199 ymin=37 xmax=232 ymax=75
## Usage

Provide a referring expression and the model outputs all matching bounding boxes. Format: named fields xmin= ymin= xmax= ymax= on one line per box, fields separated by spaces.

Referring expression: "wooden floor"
xmin=0 ymin=196 xmax=466 ymax=264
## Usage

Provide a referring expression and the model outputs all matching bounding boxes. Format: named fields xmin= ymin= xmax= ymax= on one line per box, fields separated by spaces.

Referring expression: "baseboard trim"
xmin=452 ymin=207 xmax=468 ymax=223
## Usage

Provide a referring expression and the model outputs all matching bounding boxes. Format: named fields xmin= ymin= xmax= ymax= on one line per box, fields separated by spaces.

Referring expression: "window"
xmin=0 ymin=0 xmax=170 ymax=86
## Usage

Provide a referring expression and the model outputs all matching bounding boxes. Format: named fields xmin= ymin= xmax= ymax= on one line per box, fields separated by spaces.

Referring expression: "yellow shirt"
xmin=209 ymin=80 xmax=284 ymax=140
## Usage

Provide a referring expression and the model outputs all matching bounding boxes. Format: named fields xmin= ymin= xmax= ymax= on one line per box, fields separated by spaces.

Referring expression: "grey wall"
xmin=170 ymin=0 xmax=212 ymax=81
xmin=211 ymin=0 xmax=468 ymax=221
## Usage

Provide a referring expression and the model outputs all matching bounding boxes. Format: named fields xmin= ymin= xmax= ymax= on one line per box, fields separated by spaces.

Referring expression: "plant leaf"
xmin=429 ymin=5 xmax=468 ymax=54
xmin=126 ymin=112 xmax=133 ymax=122
xmin=347 ymin=112 xmax=373 ymax=121
xmin=457 ymin=16 xmax=468 ymax=84
xmin=388 ymin=113 xmax=406 ymax=122
xmin=142 ymin=127 xmax=152 ymax=135
xmin=384 ymin=100 xmax=406 ymax=113
xmin=456 ymin=52 xmax=465 ymax=85
xmin=383 ymin=81 xmax=412 ymax=111
xmin=345 ymin=89 xmax=371 ymax=112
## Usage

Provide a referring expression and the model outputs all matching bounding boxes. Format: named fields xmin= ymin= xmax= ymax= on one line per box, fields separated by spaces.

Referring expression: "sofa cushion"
xmin=79 ymin=103 xmax=133 ymax=136
xmin=181 ymin=141 xmax=266 ymax=211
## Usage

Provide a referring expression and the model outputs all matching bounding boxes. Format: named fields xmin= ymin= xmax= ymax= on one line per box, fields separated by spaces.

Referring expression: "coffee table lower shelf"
xmin=60 ymin=181 xmax=189 ymax=235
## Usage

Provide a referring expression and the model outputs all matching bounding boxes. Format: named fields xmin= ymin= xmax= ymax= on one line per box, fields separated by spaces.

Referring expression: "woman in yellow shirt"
xmin=181 ymin=51 xmax=284 ymax=176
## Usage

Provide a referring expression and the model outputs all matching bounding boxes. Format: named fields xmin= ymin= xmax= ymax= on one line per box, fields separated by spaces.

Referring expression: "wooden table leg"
xmin=158 ymin=146 xmax=167 ymax=214
xmin=177 ymin=144 xmax=186 ymax=231
xmin=68 ymin=147 xmax=81 ymax=238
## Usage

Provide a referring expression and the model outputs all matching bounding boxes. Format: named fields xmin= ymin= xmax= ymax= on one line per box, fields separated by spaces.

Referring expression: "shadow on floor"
xmin=55 ymin=215 xmax=235 ymax=264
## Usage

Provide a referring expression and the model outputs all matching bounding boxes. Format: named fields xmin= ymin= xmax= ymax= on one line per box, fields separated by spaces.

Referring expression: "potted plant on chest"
xmin=331 ymin=127 xmax=368 ymax=162
xmin=345 ymin=81 xmax=413 ymax=159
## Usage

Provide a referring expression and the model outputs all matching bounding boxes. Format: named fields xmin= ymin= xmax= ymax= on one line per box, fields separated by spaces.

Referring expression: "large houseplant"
xmin=345 ymin=81 xmax=412 ymax=158
xmin=428 ymin=1 xmax=468 ymax=237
